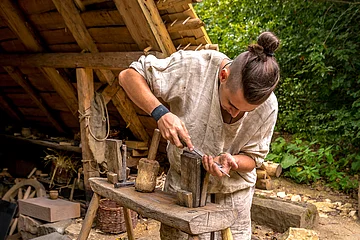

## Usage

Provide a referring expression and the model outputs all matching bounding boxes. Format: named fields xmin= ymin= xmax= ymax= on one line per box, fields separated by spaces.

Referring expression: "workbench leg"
xmin=77 ymin=192 xmax=100 ymax=240
xmin=123 ymin=207 xmax=135 ymax=240
xmin=221 ymin=227 xmax=233 ymax=240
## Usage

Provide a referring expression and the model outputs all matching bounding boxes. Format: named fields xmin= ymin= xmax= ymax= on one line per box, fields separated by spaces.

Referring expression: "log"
xmin=256 ymin=169 xmax=268 ymax=180
xmin=251 ymin=196 xmax=319 ymax=233
xmin=255 ymin=179 xmax=273 ymax=190
xmin=260 ymin=162 xmax=282 ymax=177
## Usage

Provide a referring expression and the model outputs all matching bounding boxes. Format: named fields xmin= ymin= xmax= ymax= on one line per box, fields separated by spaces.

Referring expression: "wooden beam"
xmin=0 ymin=0 xmax=43 ymax=52
xmin=0 ymin=91 xmax=23 ymax=122
xmin=53 ymin=0 xmax=150 ymax=142
xmin=0 ymin=0 xmax=79 ymax=120
xmin=0 ymin=52 xmax=144 ymax=70
xmin=156 ymin=0 xmax=202 ymax=11
xmin=3 ymin=66 xmax=65 ymax=133
xmin=166 ymin=18 xmax=204 ymax=33
xmin=114 ymin=0 xmax=160 ymax=51
xmin=136 ymin=0 xmax=176 ymax=56
xmin=76 ymin=68 xmax=100 ymax=201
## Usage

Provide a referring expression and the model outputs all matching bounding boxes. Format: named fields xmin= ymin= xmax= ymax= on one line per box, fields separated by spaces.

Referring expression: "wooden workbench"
xmin=83 ymin=177 xmax=238 ymax=238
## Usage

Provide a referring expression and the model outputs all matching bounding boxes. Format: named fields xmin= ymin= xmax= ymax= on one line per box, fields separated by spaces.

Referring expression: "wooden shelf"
xmin=0 ymin=134 xmax=82 ymax=153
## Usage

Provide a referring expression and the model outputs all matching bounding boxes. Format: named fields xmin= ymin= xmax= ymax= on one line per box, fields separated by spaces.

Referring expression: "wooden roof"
xmin=0 ymin=0 xmax=217 ymax=142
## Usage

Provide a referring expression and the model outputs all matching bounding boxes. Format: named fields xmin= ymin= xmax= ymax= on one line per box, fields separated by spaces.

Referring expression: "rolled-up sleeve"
xmin=240 ymin=107 xmax=278 ymax=168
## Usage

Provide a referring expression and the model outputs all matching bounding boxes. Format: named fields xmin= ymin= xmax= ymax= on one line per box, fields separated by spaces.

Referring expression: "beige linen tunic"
xmin=130 ymin=50 xmax=278 ymax=194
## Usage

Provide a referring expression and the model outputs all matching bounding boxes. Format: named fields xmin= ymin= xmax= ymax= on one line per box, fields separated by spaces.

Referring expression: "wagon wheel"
xmin=2 ymin=179 xmax=46 ymax=236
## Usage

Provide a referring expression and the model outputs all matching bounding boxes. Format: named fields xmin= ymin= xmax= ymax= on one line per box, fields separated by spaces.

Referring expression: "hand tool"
xmin=180 ymin=139 xmax=230 ymax=178
xmin=114 ymin=144 xmax=135 ymax=188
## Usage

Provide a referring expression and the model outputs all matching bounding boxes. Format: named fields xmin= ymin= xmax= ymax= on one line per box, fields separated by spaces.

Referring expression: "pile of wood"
xmin=124 ymin=140 xmax=149 ymax=168
xmin=255 ymin=161 xmax=282 ymax=190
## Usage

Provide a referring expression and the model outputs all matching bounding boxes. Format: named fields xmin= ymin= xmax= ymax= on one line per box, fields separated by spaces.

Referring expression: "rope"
xmin=81 ymin=159 xmax=106 ymax=174
xmin=78 ymin=93 xmax=110 ymax=142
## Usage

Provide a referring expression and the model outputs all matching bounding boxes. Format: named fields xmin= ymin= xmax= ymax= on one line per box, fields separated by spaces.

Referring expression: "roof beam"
xmin=3 ymin=66 xmax=65 ymax=133
xmin=0 ymin=52 xmax=145 ymax=70
xmin=114 ymin=0 xmax=176 ymax=56
xmin=0 ymin=0 xmax=79 ymax=118
xmin=166 ymin=18 xmax=204 ymax=33
xmin=157 ymin=0 xmax=202 ymax=11
xmin=52 ymin=0 xmax=150 ymax=142
xmin=0 ymin=90 xmax=24 ymax=122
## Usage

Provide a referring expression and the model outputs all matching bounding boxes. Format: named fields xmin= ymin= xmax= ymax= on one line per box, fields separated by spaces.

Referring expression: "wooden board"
xmin=18 ymin=197 xmax=80 ymax=222
xmin=89 ymin=177 xmax=237 ymax=235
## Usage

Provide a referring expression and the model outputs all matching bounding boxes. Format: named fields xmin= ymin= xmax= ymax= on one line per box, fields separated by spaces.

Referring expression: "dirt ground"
xmin=65 ymin=177 xmax=360 ymax=240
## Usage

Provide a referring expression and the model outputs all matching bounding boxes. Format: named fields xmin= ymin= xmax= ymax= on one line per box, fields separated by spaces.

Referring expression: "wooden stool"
xmin=78 ymin=178 xmax=237 ymax=240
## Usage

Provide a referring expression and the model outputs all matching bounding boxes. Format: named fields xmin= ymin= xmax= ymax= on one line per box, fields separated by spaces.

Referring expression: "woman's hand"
xmin=202 ymin=153 xmax=238 ymax=177
xmin=157 ymin=112 xmax=194 ymax=150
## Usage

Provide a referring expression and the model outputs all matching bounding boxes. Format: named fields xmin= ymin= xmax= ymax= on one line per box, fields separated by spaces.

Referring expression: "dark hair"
xmin=227 ymin=31 xmax=280 ymax=105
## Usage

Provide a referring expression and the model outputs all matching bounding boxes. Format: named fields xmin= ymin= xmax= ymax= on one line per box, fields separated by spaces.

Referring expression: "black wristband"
xmin=151 ymin=104 xmax=169 ymax=122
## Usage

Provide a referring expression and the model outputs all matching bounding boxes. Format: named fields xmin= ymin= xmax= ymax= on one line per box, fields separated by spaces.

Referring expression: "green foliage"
xmin=266 ymin=137 xmax=358 ymax=193
xmin=195 ymin=0 xmax=360 ymax=193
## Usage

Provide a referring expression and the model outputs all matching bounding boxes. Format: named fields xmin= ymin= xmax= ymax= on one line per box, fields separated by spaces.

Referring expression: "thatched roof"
xmin=0 ymin=0 xmax=216 ymax=143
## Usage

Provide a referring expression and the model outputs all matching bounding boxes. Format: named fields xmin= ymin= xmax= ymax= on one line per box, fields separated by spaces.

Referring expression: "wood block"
xmin=180 ymin=151 xmax=203 ymax=207
xmin=107 ymin=172 xmax=118 ymax=184
xmin=18 ymin=197 xmax=80 ymax=222
xmin=105 ymin=139 xmax=123 ymax=182
xmin=124 ymin=140 xmax=148 ymax=150
xmin=177 ymin=190 xmax=193 ymax=208
xmin=251 ymin=196 xmax=319 ymax=233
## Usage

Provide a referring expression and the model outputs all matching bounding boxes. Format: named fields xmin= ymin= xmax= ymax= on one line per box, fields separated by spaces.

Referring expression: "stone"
xmin=280 ymin=227 xmax=319 ymax=240
xmin=18 ymin=214 xmax=43 ymax=235
xmin=312 ymin=202 xmax=335 ymax=213
xmin=277 ymin=192 xmax=287 ymax=198
xmin=38 ymin=219 xmax=73 ymax=236
xmin=291 ymin=195 xmax=302 ymax=202
xmin=32 ymin=232 xmax=71 ymax=240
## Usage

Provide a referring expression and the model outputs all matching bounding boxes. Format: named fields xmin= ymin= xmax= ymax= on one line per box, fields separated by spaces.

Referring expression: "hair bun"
xmin=257 ymin=32 xmax=280 ymax=55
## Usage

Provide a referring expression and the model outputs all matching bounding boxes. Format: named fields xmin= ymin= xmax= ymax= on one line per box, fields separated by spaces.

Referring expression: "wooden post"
xmin=77 ymin=192 xmax=100 ymax=240
xmin=77 ymin=68 xmax=99 ymax=202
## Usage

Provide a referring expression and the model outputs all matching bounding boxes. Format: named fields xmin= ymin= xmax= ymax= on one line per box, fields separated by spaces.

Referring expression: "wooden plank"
xmin=40 ymin=28 xmax=77 ymax=45
xmin=77 ymin=68 xmax=100 ymax=201
xmin=3 ymin=66 xmax=65 ymax=133
xmin=136 ymin=0 xmax=176 ymax=56
xmin=18 ymin=0 xmax=56 ymax=15
xmin=166 ymin=18 xmax=204 ymax=33
xmin=48 ymin=43 xmax=82 ymax=53
xmin=88 ymin=27 xmax=135 ymax=44
xmin=53 ymin=0 xmax=150 ymax=142
xmin=0 ymin=52 xmax=144 ymax=69
xmin=81 ymin=9 xmax=125 ymax=27
xmin=0 ymin=40 xmax=27 ymax=52
xmin=18 ymin=197 xmax=80 ymax=222
xmin=114 ymin=0 xmax=159 ymax=51
xmin=90 ymin=177 xmax=238 ymax=235
xmin=156 ymin=0 xmax=202 ymax=11
xmin=27 ymin=11 xmax=65 ymax=31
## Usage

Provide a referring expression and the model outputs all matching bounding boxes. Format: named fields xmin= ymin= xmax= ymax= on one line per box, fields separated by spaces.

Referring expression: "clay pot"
xmin=49 ymin=190 xmax=58 ymax=200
